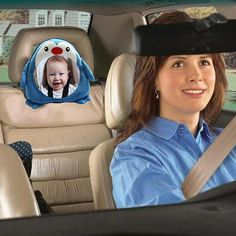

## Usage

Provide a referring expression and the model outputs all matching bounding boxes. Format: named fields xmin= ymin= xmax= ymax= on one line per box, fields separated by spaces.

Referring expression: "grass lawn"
xmin=224 ymin=71 xmax=236 ymax=111
xmin=0 ymin=65 xmax=10 ymax=82
xmin=227 ymin=71 xmax=236 ymax=90
xmin=224 ymin=102 xmax=236 ymax=111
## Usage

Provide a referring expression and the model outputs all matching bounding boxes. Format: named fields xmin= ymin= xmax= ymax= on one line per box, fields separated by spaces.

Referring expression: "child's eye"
xmin=172 ymin=61 xmax=184 ymax=68
xmin=60 ymin=73 xmax=64 ymax=76
xmin=49 ymin=73 xmax=55 ymax=76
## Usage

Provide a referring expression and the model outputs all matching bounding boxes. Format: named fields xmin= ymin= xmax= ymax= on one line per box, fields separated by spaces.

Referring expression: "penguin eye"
xmin=66 ymin=47 xmax=70 ymax=52
xmin=44 ymin=47 xmax=49 ymax=52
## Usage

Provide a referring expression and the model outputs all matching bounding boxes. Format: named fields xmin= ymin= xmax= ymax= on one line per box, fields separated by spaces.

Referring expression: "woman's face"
xmin=46 ymin=60 xmax=69 ymax=91
xmin=156 ymin=54 xmax=216 ymax=120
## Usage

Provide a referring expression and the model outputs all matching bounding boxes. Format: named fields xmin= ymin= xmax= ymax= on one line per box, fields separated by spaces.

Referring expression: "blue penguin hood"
xmin=20 ymin=38 xmax=95 ymax=108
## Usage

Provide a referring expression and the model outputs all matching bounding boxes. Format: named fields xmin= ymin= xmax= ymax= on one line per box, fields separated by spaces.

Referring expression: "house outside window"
xmin=38 ymin=15 xmax=46 ymax=25
xmin=55 ymin=14 xmax=62 ymax=25
xmin=52 ymin=10 xmax=64 ymax=26
xmin=36 ymin=10 xmax=48 ymax=26
xmin=78 ymin=12 xmax=90 ymax=31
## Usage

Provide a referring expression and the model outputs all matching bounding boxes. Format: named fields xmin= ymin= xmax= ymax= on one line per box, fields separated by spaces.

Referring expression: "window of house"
xmin=55 ymin=15 xmax=62 ymax=25
xmin=53 ymin=10 xmax=64 ymax=26
xmin=38 ymin=15 xmax=46 ymax=26
xmin=36 ymin=10 xmax=48 ymax=26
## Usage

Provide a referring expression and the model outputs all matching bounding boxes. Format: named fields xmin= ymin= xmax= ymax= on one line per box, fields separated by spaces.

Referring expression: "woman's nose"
xmin=188 ymin=65 xmax=202 ymax=82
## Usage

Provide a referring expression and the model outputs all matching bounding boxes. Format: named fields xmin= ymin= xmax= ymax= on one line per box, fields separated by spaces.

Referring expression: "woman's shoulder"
xmin=209 ymin=126 xmax=223 ymax=137
xmin=115 ymin=128 xmax=157 ymax=153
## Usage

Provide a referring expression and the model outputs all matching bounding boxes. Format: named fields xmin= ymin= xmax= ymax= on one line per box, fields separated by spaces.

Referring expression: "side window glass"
xmin=224 ymin=53 xmax=236 ymax=112
xmin=146 ymin=7 xmax=217 ymax=23
xmin=0 ymin=9 xmax=91 ymax=83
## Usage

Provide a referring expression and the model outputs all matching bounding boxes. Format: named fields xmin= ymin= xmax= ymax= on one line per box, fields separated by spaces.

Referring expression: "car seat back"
xmin=0 ymin=27 xmax=112 ymax=214
xmin=89 ymin=53 xmax=136 ymax=210
xmin=89 ymin=52 xmax=236 ymax=210
xmin=0 ymin=144 xmax=40 ymax=219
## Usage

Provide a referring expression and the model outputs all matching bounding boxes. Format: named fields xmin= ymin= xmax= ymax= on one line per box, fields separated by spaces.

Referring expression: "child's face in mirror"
xmin=46 ymin=59 xmax=69 ymax=91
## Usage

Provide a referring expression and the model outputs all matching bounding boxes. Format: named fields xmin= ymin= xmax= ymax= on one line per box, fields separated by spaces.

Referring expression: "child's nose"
xmin=55 ymin=74 xmax=60 ymax=79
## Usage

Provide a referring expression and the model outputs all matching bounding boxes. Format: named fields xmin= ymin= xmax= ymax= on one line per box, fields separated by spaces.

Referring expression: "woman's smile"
xmin=182 ymin=88 xmax=206 ymax=98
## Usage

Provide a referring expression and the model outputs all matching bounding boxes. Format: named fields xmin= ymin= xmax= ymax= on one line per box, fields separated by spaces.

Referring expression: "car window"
xmin=224 ymin=53 xmax=236 ymax=112
xmin=0 ymin=9 xmax=91 ymax=83
xmin=146 ymin=7 xmax=236 ymax=112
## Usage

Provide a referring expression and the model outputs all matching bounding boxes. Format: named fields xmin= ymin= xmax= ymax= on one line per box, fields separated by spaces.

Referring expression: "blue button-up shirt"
xmin=110 ymin=116 xmax=236 ymax=208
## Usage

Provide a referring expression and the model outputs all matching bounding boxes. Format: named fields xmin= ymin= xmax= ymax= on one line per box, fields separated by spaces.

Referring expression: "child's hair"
xmin=42 ymin=56 xmax=76 ymax=88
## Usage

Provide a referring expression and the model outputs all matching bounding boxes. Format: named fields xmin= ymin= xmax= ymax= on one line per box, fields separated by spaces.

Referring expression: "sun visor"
xmin=134 ymin=13 xmax=236 ymax=56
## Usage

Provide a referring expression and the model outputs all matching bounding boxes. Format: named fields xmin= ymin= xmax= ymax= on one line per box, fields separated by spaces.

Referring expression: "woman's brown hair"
xmin=117 ymin=11 xmax=227 ymax=143
xmin=42 ymin=56 xmax=76 ymax=88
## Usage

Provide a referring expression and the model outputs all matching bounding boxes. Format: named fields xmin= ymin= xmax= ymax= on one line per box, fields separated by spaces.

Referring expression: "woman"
xmin=110 ymin=11 xmax=236 ymax=208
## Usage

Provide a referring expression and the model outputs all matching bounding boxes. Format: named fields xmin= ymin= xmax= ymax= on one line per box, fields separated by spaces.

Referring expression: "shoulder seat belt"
xmin=182 ymin=116 xmax=236 ymax=199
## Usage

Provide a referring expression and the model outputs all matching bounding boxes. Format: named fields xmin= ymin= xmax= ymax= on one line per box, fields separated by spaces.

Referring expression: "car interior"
xmin=0 ymin=26 xmax=112 ymax=215
xmin=0 ymin=0 xmax=235 ymax=235
xmin=0 ymin=143 xmax=40 ymax=218
xmin=90 ymin=53 xmax=136 ymax=210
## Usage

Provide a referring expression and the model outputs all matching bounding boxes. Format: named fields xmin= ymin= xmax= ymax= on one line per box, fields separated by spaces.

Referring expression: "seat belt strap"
xmin=182 ymin=116 xmax=236 ymax=199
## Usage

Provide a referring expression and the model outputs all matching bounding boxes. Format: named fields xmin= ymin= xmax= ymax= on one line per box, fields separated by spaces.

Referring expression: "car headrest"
xmin=8 ymin=26 xmax=94 ymax=83
xmin=105 ymin=53 xmax=136 ymax=130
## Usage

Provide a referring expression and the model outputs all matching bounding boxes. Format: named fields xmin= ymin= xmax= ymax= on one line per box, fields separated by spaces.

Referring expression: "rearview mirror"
xmin=134 ymin=13 xmax=236 ymax=56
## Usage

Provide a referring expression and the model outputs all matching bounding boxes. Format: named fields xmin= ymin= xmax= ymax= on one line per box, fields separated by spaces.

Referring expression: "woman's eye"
xmin=172 ymin=61 xmax=184 ymax=68
xmin=200 ymin=60 xmax=211 ymax=66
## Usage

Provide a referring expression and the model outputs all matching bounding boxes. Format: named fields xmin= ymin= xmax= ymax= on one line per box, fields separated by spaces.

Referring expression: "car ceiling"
xmin=0 ymin=0 xmax=234 ymax=15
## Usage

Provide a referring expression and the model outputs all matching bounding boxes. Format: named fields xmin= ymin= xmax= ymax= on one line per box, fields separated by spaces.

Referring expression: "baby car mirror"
xmin=20 ymin=38 xmax=95 ymax=108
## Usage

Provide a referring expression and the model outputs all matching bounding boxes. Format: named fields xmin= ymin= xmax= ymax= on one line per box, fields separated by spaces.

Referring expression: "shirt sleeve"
xmin=110 ymin=141 xmax=186 ymax=208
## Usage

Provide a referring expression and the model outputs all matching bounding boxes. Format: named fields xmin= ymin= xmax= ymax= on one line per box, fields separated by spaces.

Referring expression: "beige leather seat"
xmin=89 ymin=53 xmax=136 ymax=210
xmin=0 ymin=27 xmax=112 ymax=214
xmin=0 ymin=144 xmax=40 ymax=219
xmin=89 ymin=53 xmax=236 ymax=211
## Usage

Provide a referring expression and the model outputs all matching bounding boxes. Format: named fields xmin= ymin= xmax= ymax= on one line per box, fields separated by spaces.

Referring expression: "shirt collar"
xmin=196 ymin=118 xmax=211 ymax=138
xmin=143 ymin=116 xmax=210 ymax=140
xmin=144 ymin=116 xmax=180 ymax=140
